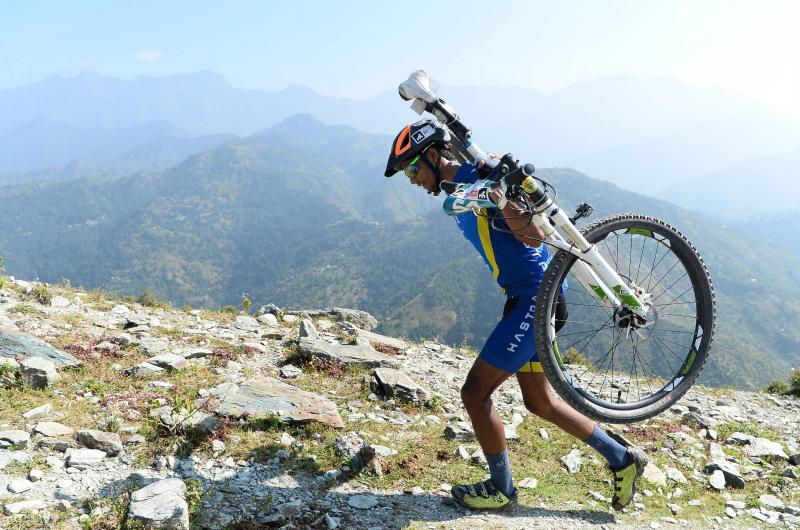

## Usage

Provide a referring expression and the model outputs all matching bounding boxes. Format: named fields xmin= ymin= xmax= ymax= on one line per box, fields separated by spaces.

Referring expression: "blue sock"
xmin=584 ymin=425 xmax=630 ymax=470
xmin=485 ymin=449 xmax=514 ymax=496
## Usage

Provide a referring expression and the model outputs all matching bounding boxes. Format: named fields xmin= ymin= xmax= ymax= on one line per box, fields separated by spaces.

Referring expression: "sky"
xmin=1 ymin=0 xmax=798 ymax=113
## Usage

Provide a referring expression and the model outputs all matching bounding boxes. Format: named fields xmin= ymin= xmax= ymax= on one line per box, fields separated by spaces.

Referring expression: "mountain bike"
xmin=398 ymin=70 xmax=715 ymax=423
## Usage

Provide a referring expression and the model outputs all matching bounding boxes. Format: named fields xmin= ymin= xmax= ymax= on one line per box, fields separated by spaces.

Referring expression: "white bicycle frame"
xmin=399 ymin=70 xmax=649 ymax=317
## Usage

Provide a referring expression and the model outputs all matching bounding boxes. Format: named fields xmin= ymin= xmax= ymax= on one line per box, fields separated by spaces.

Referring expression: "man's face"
xmin=401 ymin=149 xmax=439 ymax=195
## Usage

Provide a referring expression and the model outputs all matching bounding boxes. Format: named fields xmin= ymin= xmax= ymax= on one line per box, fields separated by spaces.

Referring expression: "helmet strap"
xmin=421 ymin=153 xmax=442 ymax=189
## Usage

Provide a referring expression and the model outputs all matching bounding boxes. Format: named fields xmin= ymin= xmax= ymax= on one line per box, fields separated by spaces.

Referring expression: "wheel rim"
xmin=549 ymin=223 xmax=710 ymax=411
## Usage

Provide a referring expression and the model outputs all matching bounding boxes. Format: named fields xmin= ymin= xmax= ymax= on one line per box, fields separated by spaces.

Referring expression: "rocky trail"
xmin=0 ymin=278 xmax=799 ymax=529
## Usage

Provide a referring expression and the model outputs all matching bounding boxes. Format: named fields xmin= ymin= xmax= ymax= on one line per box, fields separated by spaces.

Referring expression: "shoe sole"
xmin=612 ymin=449 xmax=648 ymax=511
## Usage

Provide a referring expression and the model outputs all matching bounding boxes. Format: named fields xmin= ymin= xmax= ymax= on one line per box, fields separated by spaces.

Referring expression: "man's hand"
xmin=489 ymin=186 xmax=507 ymax=209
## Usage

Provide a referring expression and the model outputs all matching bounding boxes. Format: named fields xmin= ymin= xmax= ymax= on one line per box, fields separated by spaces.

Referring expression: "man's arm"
xmin=490 ymin=188 xmax=545 ymax=247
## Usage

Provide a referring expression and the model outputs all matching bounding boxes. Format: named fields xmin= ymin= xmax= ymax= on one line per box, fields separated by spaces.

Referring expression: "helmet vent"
xmin=394 ymin=125 xmax=412 ymax=156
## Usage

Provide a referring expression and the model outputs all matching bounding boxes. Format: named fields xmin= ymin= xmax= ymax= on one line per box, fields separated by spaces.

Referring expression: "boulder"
xmin=215 ymin=376 xmax=343 ymax=428
xmin=146 ymin=353 xmax=187 ymax=371
xmin=22 ymin=403 xmax=52 ymax=419
xmin=128 ymin=478 xmax=190 ymax=530
xmin=0 ymin=330 xmax=78 ymax=368
xmin=279 ymin=364 xmax=302 ymax=378
xmin=372 ymin=368 xmax=429 ymax=403
xmin=347 ymin=495 xmax=379 ymax=510
xmin=257 ymin=313 xmax=279 ymax=326
xmin=642 ymin=462 xmax=667 ymax=487
xmin=0 ymin=430 xmax=29 ymax=449
xmin=65 ymin=448 xmax=106 ymax=469
xmin=34 ymin=422 xmax=74 ymax=438
xmin=297 ymin=337 xmax=398 ymax=368
xmin=139 ymin=339 xmax=169 ymax=355
xmin=443 ymin=423 xmax=476 ymax=442
xmin=50 ymin=295 xmax=70 ymax=308
xmin=705 ymin=458 xmax=745 ymax=488
xmin=76 ymin=430 xmax=123 ymax=456
xmin=0 ymin=450 xmax=30 ymax=470
xmin=357 ymin=329 xmax=408 ymax=352
xmin=709 ymin=469 xmax=726 ymax=490
xmin=745 ymin=438 xmax=789 ymax=460
xmin=125 ymin=362 xmax=165 ymax=376
xmin=19 ymin=356 xmax=61 ymax=389
xmin=234 ymin=316 xmax=260 ymax=331
xmin=298 ymin=318 xmax=319 ymax=338
xmin=4 ymin=499 xmax=46 ymax=515
xmin=328 ymin=308 xmax=378 ymax=331
xmin=561 ymin=449 xmax=582 ymax=474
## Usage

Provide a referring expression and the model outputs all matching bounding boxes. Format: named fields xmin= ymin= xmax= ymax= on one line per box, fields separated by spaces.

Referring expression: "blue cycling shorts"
xmin=479 ymin=293 xmax=568 ymax=374
xmin=479 ymin=294 xmax=542 ymax=373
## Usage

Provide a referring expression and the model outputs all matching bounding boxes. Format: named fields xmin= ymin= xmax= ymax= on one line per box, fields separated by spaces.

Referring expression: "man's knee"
xmin=523 ymin=396 xmax=556 ymax=422
xmin=461 ymin=382 xmax=489 ymax=412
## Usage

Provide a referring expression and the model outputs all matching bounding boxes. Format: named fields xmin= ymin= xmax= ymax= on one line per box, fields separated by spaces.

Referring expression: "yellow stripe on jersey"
xmin=476 ymin=211 xmax=500 ymax=280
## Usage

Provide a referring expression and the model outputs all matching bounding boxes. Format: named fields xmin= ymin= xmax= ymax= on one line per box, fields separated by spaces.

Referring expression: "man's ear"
xmin=426 ymin=147 xmax=439 ymax=164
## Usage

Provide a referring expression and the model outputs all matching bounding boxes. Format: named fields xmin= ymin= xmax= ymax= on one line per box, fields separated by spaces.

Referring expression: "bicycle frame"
xmin=402 ymin=72 xmax=649 ymax=317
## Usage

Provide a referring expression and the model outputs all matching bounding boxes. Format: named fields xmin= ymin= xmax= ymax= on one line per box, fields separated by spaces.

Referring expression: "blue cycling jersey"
xmin=451 ymin=163 xmax=551 ymax=298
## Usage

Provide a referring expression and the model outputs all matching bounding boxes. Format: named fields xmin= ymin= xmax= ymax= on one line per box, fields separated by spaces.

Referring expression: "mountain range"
xmin=0 ymin=115 xmax=798 ymax=390
xmin=1 ymin=71 xmax=797 ymax=218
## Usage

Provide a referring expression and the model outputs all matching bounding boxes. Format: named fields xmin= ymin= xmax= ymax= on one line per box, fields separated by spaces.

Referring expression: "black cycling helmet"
xmin=384 ymin=119 xmax=451 ymax=177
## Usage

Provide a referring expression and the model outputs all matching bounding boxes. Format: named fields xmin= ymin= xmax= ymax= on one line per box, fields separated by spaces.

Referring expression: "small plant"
xmin=0 ymin=256 xmax=5 ymax=290
xmin=562 ymin=347 xmax=590 ymax=366
xmin=185 ymin=478 xmax=204 ymax=522
xmin=29 ymin=282 xmax=53 ymax=305
xmin=764 ymin=379 xmax=789 ymax=395
xmin=220 ymin=304 xmax=238 ymax=315
xmin=137 ymin=288 xmax=159 ymax=307
xmin=242 ymin=293 xmax=252 ymax=315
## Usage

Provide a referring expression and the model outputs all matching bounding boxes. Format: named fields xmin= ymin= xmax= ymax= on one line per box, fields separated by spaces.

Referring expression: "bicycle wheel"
xmin=534 ymin=214 xmax=715 ymax=423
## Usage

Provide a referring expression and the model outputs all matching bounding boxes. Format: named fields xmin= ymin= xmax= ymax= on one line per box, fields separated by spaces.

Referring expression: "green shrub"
xmin=0 ymin=256 xmax=5 ymax=290
xmin=563 ymin=347 xmax=590 ymax=366
xmin=137 ymin=288 xmax=159 ymax=307
xmin=242 ymin=293 xmax=252 ymax=315
xmin=220 ymin=305 xmax=238 ymax=315
xmin=30 ymin=283 xmax=53 ymax=305
xmin=763 ymin=379 xmax=789 ymax=395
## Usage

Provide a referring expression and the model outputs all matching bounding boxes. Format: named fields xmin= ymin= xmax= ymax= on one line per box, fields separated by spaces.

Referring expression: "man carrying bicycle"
xmin=384 ymin=119 xmax=647 ymax=511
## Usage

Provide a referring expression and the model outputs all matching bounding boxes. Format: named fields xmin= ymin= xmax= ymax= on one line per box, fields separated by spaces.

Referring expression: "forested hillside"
xmin=1 ymin=115 xmax=798 ymax=389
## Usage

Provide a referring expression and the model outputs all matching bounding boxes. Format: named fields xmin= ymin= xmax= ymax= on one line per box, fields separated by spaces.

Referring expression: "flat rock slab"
xmin=745 ymin=437 xmax=788 ymax=460
xmin=297 ymin=337 xmax=398 ymax=369
xmin=215 ymin=376 xmax=344 ymax=428
xmin=372 ymin=368 xmax=429 ymax=403
xmin=128 ymin=478 xmax=189 ymax=530
xmin=76 ymin=430 xmax=123 ymax=456
xmin=4 ymin=499 xmax=46 ymax=515
xmin=20 ymin=356 xmax=60 ymax=388
xmin=705 ymin=458 xmax=745 ymax=488
xmin=34 ymin=422 xmax=74 ymax=438
xmin=348 ymin=494 xmax=379 ymax=510
xmin=357 ymin=329 xmax=408 ymax=352
xmin=147 ymin=353 xmax=187 ymax=371
xmin=0 ymin=430 xmax=30 ymax=449
xmin=65 ymin=448 xmax=106 ymax=469
xmin=0 ymin=450 xmax=30 ymax=470
xmin=0 ymin=327 xmax=78 ymax=368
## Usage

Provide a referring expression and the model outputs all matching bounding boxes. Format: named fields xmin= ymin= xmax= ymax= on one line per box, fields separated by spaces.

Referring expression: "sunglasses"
xmin=403 ymin=144 xmax=432 ymax=179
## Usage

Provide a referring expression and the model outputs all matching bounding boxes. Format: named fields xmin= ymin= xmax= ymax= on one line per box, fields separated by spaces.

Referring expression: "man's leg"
xmin=461 ymin=357 xmax=513 ymax=454
xmin=517 ymin=370 xmax=647 ymax=510
xmin=450 ymin=357 xmax=517 ymax=507
xmin=515 ymin=370 xmax=594 ymax=439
